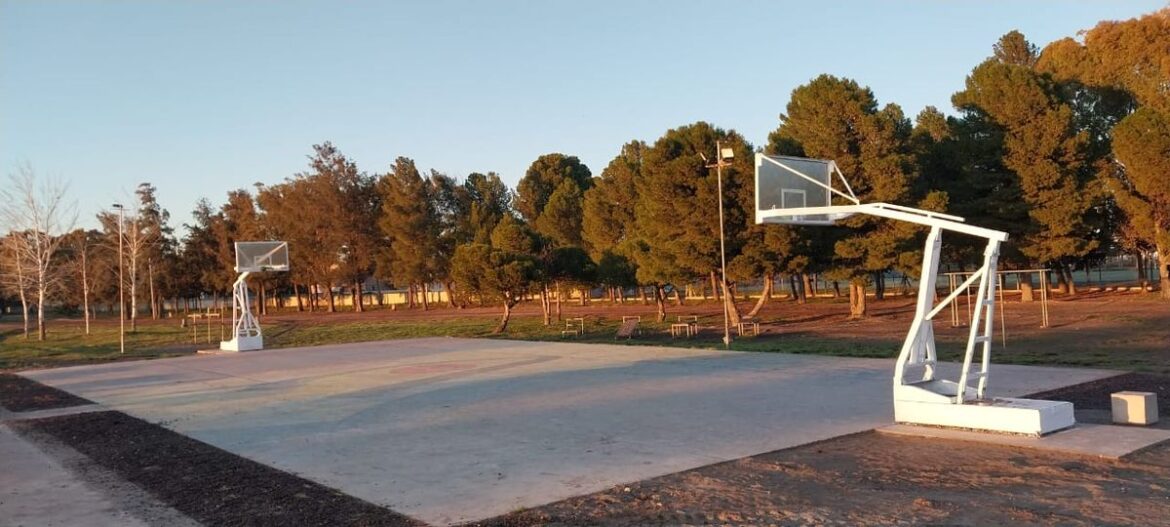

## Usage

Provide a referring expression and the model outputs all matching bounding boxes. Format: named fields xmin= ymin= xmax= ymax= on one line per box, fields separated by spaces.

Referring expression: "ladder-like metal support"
xmin=894 ymin=229 xmax=1001 ymax=403
xmin=220 ymin=272 xmax=263 ymax=351
xmin=957 ymin=240 xmax=1000 ymax=401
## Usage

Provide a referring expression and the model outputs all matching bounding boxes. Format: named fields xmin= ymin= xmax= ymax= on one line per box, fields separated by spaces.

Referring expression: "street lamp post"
xmin=707 ymin=141 xmax=735 ymax=349
xmin=112 ymin=203 xmax=125 ymax=354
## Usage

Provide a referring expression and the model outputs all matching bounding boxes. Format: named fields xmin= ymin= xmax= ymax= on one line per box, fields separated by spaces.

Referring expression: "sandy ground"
xmin=481 ymin=431 xmax=1170 ymax=527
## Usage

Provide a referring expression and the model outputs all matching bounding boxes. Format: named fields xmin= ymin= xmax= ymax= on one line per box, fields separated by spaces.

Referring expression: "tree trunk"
xmin=719 ymin=277 xmax=742 ymax=326
xmin=421 ymin=283 xmax=430 ymax=311
xmin=788 ymin=274 xmax=801 ymax=302
xmin=354 ymin=281 xmax=364 ymax=312
xmin=81 ymin=249 xmax=90 ymax=335
xmin=709 ymin=271 xmax=721 ymax=302
xmin=673 ymin=286 xmax=684 ymax=306
xmin=1064 ymin=266 xmax=1078 ymax=296
xmin=326 ymin=286 xmax=336 ymax=313
xmin=849 ymin=279 xmax=867 ymax=318
xmin=36 ymin=282 xmax=46 ymax=341
xmin=654 ymin=285 xmax=666 ymax=322
xmin=294 ymin=284 xmax=304 ymax=312
xmin=130 ymin=271 xmax=138 ymax=332
xmin=873 ymin=271 xmax=885 ymax=300
xmin=1019 ymin=273 xmax=1034 ymax=302
xmin=540 ymin=287 xmax=551 ymax=325
xmin=1157 ymin=222 xmax=1170 ymax=299
xmin=1135 ymin=252 xmax=1148 ymax=290
xmin=147 ymin=261 xmax=157 ymax=319
xmin=801 ymin=273 xmax=814 ymax=300
xmin=747 ymin=274 xmax=773 ymax=318
xmin=19 ymin=284 xmax=29 ymax=337
xmin=555 ymin=281 xmax=563 ymax=320
xmin=446 ymin=281 xmax=457 ymax=308
xmin=494 ymin=299 xmax=514 ymax=334
xmin=640 ymin=286 xmax=648 ymax=305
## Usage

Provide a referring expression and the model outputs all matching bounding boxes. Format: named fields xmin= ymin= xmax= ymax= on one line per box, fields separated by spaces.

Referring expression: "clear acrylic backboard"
xmin=234 ymin=241 xmax=289 ymax=273
xmin=755 ymin=154 xmax=856 ymax=225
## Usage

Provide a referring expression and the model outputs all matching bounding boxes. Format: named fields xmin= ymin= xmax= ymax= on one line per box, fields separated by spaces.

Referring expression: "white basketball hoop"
xmin=220 ymin=241 xmax=290 ymax=352
xmin=755 ymin=156 xmax=1074 ymax=436
xmin=234 ymin=241 xmax=289 ymax=273
xmin=755 ymin=154 xmax=859 ymax=225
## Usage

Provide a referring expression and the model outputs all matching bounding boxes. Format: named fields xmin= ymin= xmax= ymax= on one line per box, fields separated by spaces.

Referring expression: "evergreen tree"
xmin=953 ymin=37 xmax=1099 ymax=292
xmin=463 ymin=172 xmax=512 ymax=245
xmin=377 ymin=157 xmax=440 ymax=309
xmin=1111 ymin=108 xmax=1170 ymax=298
xmin=1037 ymin=8 xmax=1170 ymax=297
xmin=635 ymin=122 xmax=754 ymax=322
xmin=534 ymin=179 xmax=585 ymax=248
xmin=582 ymin=141 xmax=643 ymax=260
xmin=515 ymin=153 xmax=591 ymax=222
xmin=583 ymin=141 xmax=644 ymax=303
xmin=769 ymin=75 xmax=925 ymax=316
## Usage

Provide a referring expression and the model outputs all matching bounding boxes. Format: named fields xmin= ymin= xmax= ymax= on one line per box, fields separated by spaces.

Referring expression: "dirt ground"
xmin=474 ymin=430 xmax=1170 ymax=527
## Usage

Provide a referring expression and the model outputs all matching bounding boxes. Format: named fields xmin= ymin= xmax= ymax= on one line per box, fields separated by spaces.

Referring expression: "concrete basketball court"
xmin=23 ymin=338 xmax=1114 ymax=525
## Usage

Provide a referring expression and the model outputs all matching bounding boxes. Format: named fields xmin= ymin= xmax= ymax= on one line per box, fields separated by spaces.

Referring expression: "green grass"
xmin=3 ymin=309 xmax=1166 ymax=374
xmin=0 ymin=323 xmax=191 ymax=370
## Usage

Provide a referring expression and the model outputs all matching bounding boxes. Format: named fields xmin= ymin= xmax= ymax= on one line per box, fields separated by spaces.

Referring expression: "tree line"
xmin=2 ymin=12 xmax=1167 ymax=338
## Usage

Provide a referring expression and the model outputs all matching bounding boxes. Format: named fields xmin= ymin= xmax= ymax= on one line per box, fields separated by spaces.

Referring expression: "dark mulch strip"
xmin=0 ymin=372 xmax=93 ymax=412
xmin=1028 ymin=371 xmax=1170 ymax=416
xmin=13 ymin=411 xmax=424 ymax=527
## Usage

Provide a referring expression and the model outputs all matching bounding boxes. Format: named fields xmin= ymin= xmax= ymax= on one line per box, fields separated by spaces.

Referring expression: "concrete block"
xmin=1112 ymin=391 xmax=1159 ymax=425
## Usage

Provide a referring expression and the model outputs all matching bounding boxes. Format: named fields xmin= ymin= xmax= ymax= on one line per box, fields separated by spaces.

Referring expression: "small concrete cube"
xmin=1111 ymin=391 xmax=1159 ymax=425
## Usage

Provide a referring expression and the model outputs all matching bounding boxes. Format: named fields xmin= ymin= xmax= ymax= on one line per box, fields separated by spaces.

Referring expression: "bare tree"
xmin=0 ymin=166 xmax=76 ymax=340
xmin=63 ymin=229 xmax=100 ymax=335
xmin=0 ymin=233 xmax=33 ymax=338
xmin=99 ymin=204 xmax=153 ymax=332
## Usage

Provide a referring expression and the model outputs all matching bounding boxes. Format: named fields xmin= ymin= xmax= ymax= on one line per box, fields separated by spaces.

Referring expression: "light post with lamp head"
xmin=703 ymin=142 xmax=736 ymax=349
xmin=111 ymin=203 xmax=125 ymax=354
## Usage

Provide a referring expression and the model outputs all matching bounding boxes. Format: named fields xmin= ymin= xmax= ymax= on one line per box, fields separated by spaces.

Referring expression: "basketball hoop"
xmin=220 ymin=241 xmax=289 ymax=352
xmin=755 ymin=155 xmax=1074 ymax=436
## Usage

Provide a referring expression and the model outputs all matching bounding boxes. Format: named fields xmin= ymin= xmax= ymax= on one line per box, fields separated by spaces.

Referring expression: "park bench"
xmin=616 ymin=316 xmax=641 ymax=339
xmin=737 ymin=316 xmax=760 ymax=337
xmin=561 ymin=317 xmax=585 ymax=338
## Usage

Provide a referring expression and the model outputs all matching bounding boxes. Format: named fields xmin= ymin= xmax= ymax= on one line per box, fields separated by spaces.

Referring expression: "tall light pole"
xmin=706 ymin=141 xmax=735 ymax=349
xmin=112 ymin=203 xmax=125 ymax=354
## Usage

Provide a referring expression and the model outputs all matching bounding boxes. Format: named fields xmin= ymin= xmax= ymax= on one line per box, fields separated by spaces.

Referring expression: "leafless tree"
xmin=0 ymin=233 xmax=33 ymax=338
xmin=99 ymin=203 xmax=153 ymax=331
xmin=0 ymin=165 xmax=76 ymax=340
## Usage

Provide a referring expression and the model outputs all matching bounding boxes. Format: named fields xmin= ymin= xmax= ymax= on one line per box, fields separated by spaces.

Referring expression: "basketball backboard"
xmin=234 ymin=241 xmax=289 ymax=273
xmin=755 ymin=154 xmax=857 ymax=225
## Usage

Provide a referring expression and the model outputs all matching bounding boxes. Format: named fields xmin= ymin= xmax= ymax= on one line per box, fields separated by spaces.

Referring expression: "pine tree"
xmin=635 ymin=122 xmax=754 ymax=322
xmin=769 ymin=75 xmax=923 ymax=316
xmin=953 ymin=37 xmax=1099 ymax=293
xmin=515 ymin=153 xmax=592 ymax=223
xmin=1111 ymin=108 xmax=1170 ymax=298
xmin=378 ymin=157 xmax=440 ymax=310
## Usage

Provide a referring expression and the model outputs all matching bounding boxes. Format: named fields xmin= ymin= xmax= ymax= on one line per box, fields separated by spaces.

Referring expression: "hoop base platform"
xmin=895 ymin=386 xmax=1074 ymax=436
xmin=219 ymin=335 xmax=263 ymax=352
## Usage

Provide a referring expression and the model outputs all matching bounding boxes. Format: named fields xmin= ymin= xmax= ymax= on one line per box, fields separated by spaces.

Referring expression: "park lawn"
xmin=0 ymin=323 xmax=192 ymax=370
xmin=2 ymin=294 xmax=1167 ymax=373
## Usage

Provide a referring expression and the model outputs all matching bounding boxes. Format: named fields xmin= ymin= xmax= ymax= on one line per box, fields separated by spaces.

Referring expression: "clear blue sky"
xmin=2 ymin=1 xmax=1164 ymax=232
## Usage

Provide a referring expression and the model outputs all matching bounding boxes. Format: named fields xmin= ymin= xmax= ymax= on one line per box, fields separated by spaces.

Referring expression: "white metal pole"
xmin=114 ymin=204 xmax=125 ymax=355
xmin=716 ymin=141 xmax=731 ymax=349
